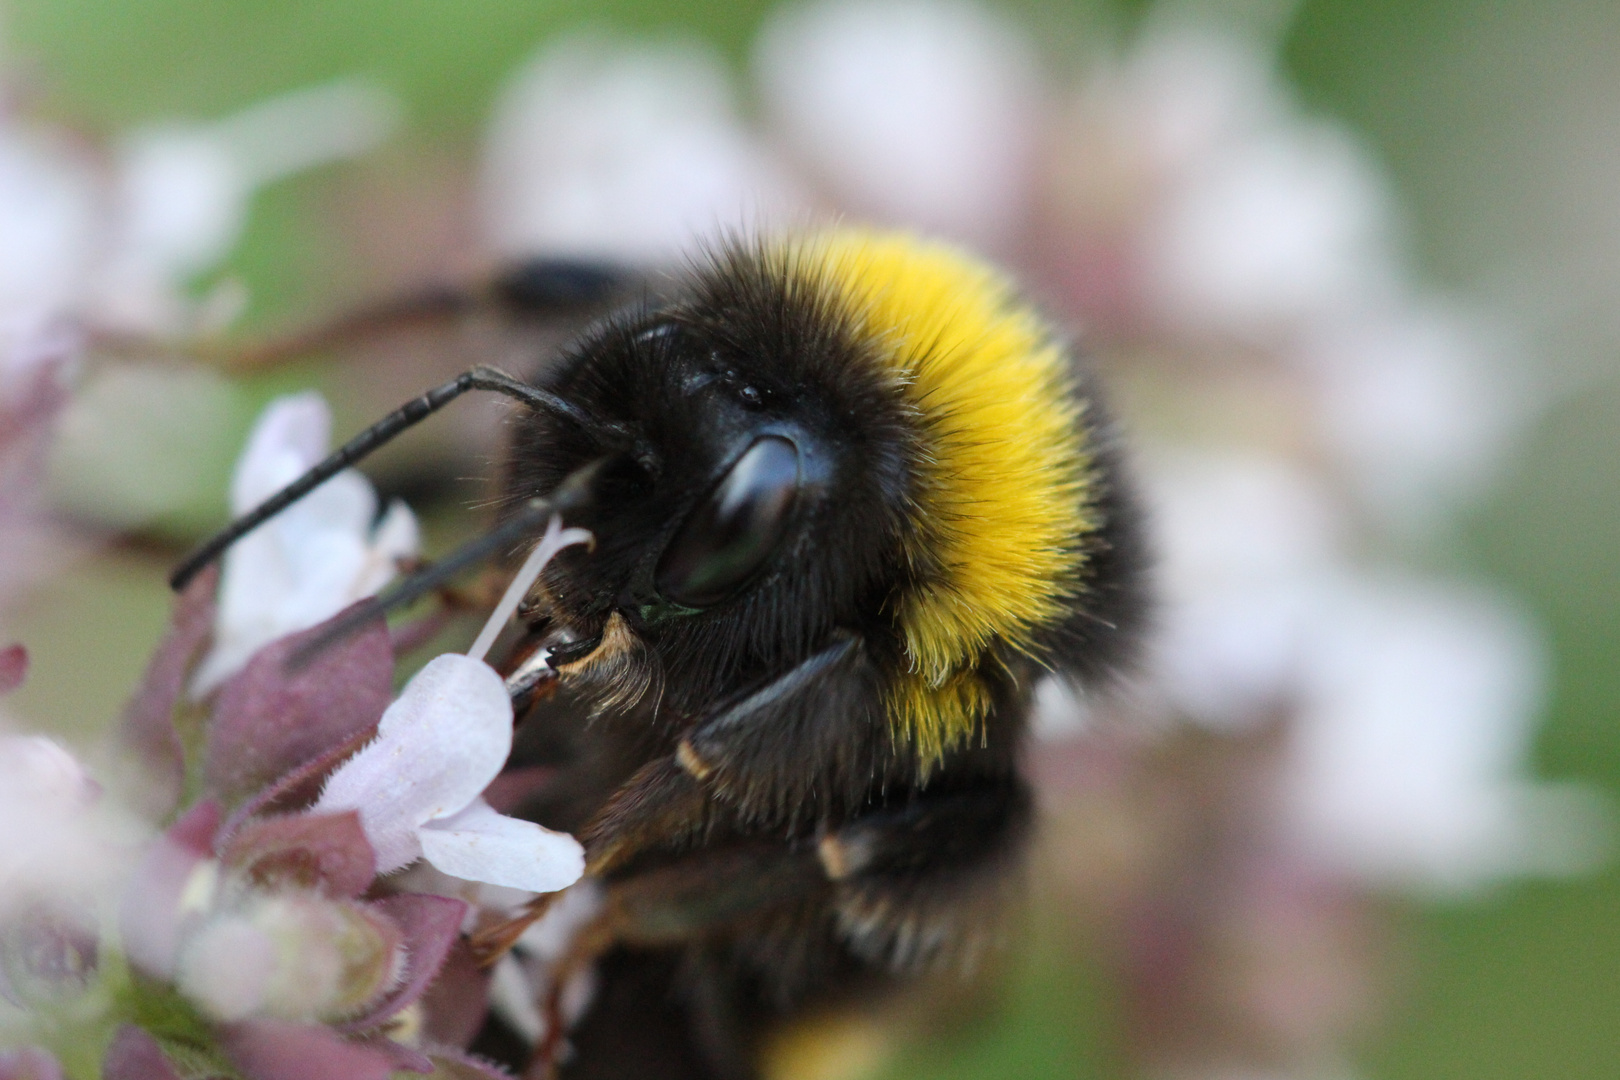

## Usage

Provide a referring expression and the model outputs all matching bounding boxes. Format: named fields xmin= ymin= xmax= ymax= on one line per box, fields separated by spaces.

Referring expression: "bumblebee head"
xmin=504 ymin=245 xmax=920 ymax=716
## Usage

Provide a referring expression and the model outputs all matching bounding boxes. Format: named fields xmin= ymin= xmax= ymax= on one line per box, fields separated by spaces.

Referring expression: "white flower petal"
xmin=0 ymin=731 xmax=143 ymax=923
xmin=419 ymin=798 xmax=584 ymax=893
xmin=285 ymin=468 xmax=378 ymax=538
xmin=211 ymin=79 xmax=400 ymax=191
xmin=108 ymin=127 xmax=245 ymax=285
xmin=230 ymin=393 xmax=330 ymax=513
xmin=483 ymin=33 xmax=797 ymax=264
xmin=1301 ymin=304 xmax=1528 ymax=528
xmin=1284 ymin=579 xmax=1559 ymax=888
xmin=353 ymin=499 xmax=420 ymax=598
xmin=0 ymin=125 xmax=99 ymax=325
xmin=316 ymin=655 xmax=514 ymax=874
xmin=514 ymin=880 xmax=604 ymax=961
xmin=192 ymin=392 xmax=418 ymax=695
xmin=1140 ymin=121 xmax=1397 ymax=333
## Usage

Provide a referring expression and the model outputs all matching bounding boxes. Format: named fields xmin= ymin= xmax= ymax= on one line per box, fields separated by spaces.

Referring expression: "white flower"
xmin=0 ymin=730 xmax=144 ymax=921
xmin=1148 ymin=452 xmax=1345 ymax=732
xmin=489 ymin=880 xmax=604 ymax=1043
xmin=191 ymin=392 xmax=418 ymax=695
xmin=1095 ymin=26 xmax=1282 ymax=172
xmin=1141 ymin=120 xmax=1396 ymax=334
xmin=1073 ymin=26 xmax=1399 ymax=336
xmin=482 ymin=33 xmax=798 ymax=265
xmin=1300 ymin=302 xmax=1529 ymax=529
xmin=92 ymin=80 xmax=398 ymax=337
xmin=0 ymin=78 xmax=394 ymax=344
xmin=1146 ymin=452 xmax=1605 ymax=889
xmin=175 ymin=891 xmax=401 ymax=1023
xmin=49 ymin=362 xmax=245 ymax=534
xmin=0 ymin=122 xmax=98 ymax=347
xmin=1284 ymin=577 xmax=1606 ymax=891
xmin=315 ymin=654 xmax=585 ymax=893
xmin=754 ymin=0 xmax=1039 ymax=247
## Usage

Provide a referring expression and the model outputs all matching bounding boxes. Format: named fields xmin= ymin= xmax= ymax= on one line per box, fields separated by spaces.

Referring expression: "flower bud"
xmin=175 ymin=892 xmax=402 ymax=1023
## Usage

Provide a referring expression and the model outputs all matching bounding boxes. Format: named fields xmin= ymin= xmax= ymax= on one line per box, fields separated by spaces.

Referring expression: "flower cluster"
xmin=1 ymin=394 xmax=587 ymax=1078
xmin=0 ymin=65 xmax=594 ymax=1076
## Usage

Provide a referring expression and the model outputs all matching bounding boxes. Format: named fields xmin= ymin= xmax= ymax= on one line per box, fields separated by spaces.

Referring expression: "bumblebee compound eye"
xmin=655 ymin=435 xmax=800 ymax=608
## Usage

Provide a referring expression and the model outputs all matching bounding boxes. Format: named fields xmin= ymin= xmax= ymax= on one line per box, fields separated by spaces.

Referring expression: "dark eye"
xmin=655 ymin=436 xmax=800 ymax=608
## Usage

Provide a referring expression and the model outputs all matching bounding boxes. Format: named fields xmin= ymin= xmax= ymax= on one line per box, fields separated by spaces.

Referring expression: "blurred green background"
xmin=5 ymin=0 xmax=1617 ymax=1076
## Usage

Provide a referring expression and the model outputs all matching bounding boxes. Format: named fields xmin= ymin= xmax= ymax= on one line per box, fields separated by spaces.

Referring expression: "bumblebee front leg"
xmin=536 ymin=782 xmax=1032 ymax=1078
xmin=580 ymin=756 xmax=715 ymax=877
xmin=577 ymin=633 xmax=883 ymax=876
xmin=675 ymin=633 xmax=896 ymax=827
xmin=584 ymin=630 xmax=1033 ymax=973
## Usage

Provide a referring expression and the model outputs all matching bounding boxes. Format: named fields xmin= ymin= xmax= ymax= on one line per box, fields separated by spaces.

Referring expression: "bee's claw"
xmin=468 ymin=892 xmax=562 ymax=967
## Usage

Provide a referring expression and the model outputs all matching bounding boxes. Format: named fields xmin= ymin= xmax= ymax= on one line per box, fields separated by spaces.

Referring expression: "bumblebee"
xmin=174 ymin=229 xmax=1148 ymax=1079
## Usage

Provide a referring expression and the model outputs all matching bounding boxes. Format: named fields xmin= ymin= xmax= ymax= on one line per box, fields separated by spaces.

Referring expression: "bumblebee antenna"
xmin=169 ymin=365 xmax=596 ymax=592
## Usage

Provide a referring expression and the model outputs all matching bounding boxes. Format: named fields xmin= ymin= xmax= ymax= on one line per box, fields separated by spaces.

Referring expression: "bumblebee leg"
xmin=579 ymin=757 xmax=714 ymax=877
xmin=676 ymin=633 xmax=897 ymax=829
xmin=576 ymin=634 xmax=879 ymax=875
xmin=603 ymin=842 xmax=829 ymax=946
xmin=818 ymin=778 xmax=1033 ymax=973
xmin=552 ymin=786 xmax=1030 ymax=1075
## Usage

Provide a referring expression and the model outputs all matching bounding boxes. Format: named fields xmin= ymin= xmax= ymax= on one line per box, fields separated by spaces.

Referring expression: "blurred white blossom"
xmin=0 ymin=80 xmax=394 ymax=344
xmin=1139 ymin=118 xmax=1397 ymax=334
xmin=0 ymin=731 xmax=144 ymax=923
xmin=316 ymin=654 xmax=586 ymax=892
xmin=1145 ymin=452 xmax=1600 ymax=890
xmin=483 ymin=34 xmax=799 ymax=265
xmin=191 ymin=392 xmax=418 ymax=695
xmin=174 ymin=888 xmax=403 ymax=1023
xmin=48 ymin=362 xmax=246 ymax=534
xmin=488 ymin=880 xmax=604 ymax=1044
xmin=1301 ymin=302 xmax=1531 ymax=527
xmin=1285 ymin=574 xmax=1603 ymax=888
xmin=1148 ymin=452 xmax=1343 ymax=733
xmin=755 ymin=0 xmax=1039 ymax=248
xmin=1068 ymin=28 xmax=1399 ymax=336
xmin=92 ymin=79 xmax=397 ymax=337
xmin=1040 ymin=21 xmax=1532 ymax=538
xmin=0 ymin=123 xmax=98 ymax=350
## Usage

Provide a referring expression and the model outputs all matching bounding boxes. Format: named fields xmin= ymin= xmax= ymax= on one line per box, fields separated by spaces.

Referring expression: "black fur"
xmin=487 ymin=238 xmax=1149 ymax=1078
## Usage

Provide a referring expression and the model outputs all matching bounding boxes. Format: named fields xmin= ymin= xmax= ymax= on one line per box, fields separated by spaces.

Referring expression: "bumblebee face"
xmin=505 ymin=286 xmax=918 ymax=716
